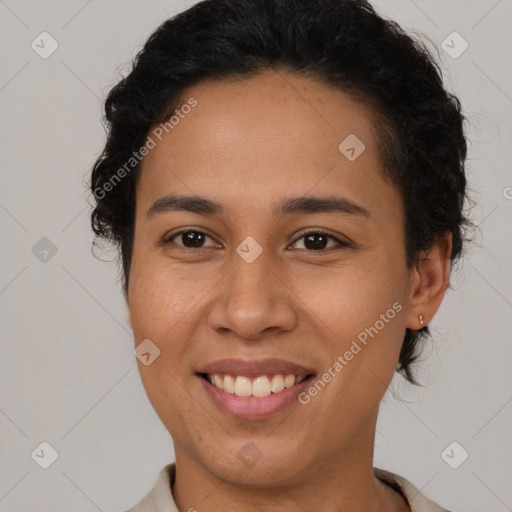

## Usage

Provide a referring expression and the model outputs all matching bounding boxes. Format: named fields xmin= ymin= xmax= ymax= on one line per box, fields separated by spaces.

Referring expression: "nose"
xmin=208 ymin=250 xmax=298 ymax=341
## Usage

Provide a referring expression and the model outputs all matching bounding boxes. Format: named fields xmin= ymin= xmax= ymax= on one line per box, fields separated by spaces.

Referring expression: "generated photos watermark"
xmin=93 ymin=96 xmax=197 ymax=201
xmin=298 ymin=301 xmax=403 ymax=404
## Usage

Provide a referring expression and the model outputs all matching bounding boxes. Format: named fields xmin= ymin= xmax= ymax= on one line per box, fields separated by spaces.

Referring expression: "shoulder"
xmin=122 ymin=464 xmax=177 ymax=512
xmin=374 ymin=467 xmax=453 ymax=512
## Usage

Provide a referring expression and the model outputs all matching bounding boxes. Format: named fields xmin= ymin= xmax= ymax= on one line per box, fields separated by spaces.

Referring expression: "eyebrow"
xmin=146 ymin=193 xmax=370 ymax=220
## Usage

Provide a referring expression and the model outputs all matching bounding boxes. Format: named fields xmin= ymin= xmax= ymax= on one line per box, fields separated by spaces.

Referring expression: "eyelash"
xmin=163 ymin=228 xmax=350 ymax=254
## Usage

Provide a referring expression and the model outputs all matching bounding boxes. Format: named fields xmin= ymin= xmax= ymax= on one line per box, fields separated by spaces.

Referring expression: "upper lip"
xmin=196 ymin=358 xmax=316 ymax=378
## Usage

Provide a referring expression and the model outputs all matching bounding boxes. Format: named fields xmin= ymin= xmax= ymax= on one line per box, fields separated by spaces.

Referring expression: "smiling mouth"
xmin=198 ymin=373 xmax=315 ymax=397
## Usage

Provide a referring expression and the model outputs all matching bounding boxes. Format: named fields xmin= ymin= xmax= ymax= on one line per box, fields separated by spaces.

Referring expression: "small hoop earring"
xmin=419 ymin=314 xmax=424 ymax=327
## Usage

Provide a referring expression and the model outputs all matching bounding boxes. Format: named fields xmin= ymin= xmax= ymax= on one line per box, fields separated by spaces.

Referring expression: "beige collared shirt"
xmin=124 ymin=464 xmax=451 ymax=512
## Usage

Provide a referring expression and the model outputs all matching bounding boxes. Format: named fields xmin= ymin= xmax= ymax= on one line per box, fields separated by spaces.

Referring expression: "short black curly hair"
xmin=90 ymin=0 xmax=470 ymax=384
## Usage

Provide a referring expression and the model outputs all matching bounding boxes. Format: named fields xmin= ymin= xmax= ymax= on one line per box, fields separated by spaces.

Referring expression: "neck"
xmin=171 ymin=416 xmax=409 ymax=512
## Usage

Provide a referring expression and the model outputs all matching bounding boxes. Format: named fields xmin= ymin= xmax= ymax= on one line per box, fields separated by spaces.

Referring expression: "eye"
xmin=290 ymin=230 xmax=349 ymax=253
xmin=163 ymin=228 xmax=349 ymax=253
xmin=164 ymin=229 xmax=221 ymax=250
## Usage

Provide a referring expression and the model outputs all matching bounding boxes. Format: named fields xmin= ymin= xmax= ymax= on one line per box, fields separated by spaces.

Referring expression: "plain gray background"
xmin=0 ymin=0 xmax=511 ymax=510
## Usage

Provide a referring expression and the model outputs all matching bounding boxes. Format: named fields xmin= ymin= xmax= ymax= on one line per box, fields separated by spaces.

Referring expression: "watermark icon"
xmin=31 ymin=31 xmax=59 ymax=59
xmin=236 ymin=442 xmax=262 ymax=468
xmin=93 ymin=97 xmax=197 ymax=201
xmin=441 ymin=31 xmax=468 ymax=60
xmin=503 ymin=186 xmax=512 ymax=200
xmin=32 ymin=237 xmax=58 ymax=263
xmin=338 ymin=134 xmax=366 ymax=161
xmin=298 ymin=301 xmax=402 ymax=404
xmin=236 ymin=236 xmax=263 ymax=263
xmin=134 ymin=339 xmax=161 ymax=366
xmin=31 ymin=441 xmax=59 ymax=469
xmin=441 ymin=441 xmax=469 ymax=469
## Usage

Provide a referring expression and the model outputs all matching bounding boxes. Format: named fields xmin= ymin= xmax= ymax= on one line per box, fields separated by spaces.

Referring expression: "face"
xmin=128 ymin=70 xmax=416 ymax=485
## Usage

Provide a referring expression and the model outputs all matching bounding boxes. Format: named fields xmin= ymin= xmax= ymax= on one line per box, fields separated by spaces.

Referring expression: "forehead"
xmin=137 ymin=70 xmax=399 ymax=220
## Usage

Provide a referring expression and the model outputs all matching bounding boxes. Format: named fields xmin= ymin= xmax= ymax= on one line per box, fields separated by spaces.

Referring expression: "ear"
xmin=405 ymin=233 xmax=452 ymax=329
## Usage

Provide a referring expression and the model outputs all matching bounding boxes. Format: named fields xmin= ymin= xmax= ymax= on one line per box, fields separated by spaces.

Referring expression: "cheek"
xmin=304 ymin=269 xmax=406 ymax=426
xmin=128 ymin=254 xmax=200 ymax=336
xmin=127 ymin=256 xmax=204 ymax=437
xmin=127 ymin=252 xmax=224 ymax=378
xmin=302 ymin=255 xmax=408 ymax=397
xmin=304 ymin=258 xmax=405 ymax=338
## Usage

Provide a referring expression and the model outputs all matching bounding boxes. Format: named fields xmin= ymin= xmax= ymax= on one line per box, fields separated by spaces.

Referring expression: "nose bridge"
xmin=230 ymin=248 xmax=271 ymax=305
xmin=208 ymin=245 xmax=297 ymax=339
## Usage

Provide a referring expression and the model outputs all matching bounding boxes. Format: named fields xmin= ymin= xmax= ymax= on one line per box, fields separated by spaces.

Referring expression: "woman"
xmin=90 ymin=0 xmax=470 ymax=510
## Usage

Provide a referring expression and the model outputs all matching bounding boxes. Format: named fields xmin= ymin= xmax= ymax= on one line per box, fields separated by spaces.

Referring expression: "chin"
xmin=191 ymin=436 xmax=311 ymax=488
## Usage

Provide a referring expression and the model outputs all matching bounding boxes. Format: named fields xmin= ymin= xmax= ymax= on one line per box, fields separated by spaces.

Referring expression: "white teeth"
xmin=270 ymin=374 xmax=285 ymax=393
xmin=234 ymin=376 xmax=252 ymax=396
xmin=223 ymin=374 xmax=235 ymax=394
xmin=207 ymin=373 xmax=308 ymax=396
xmin=284 ymin=374 xmax=296 ymax=388
xmin=252 ymin=376 xmax=271 ymax=397
xmin=212 ymin=374 xmax=223 ymax=390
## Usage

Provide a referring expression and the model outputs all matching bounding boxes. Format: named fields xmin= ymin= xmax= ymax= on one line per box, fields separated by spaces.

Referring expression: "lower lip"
xmin=198 ymin=375 xmax=314 ymax=420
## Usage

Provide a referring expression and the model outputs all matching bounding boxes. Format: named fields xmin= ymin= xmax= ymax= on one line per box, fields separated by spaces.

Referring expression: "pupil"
xmin=183 ymin=231 xmax=204 ymax=248
xmin=305 ymin=233 xmax=327 ymax=250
